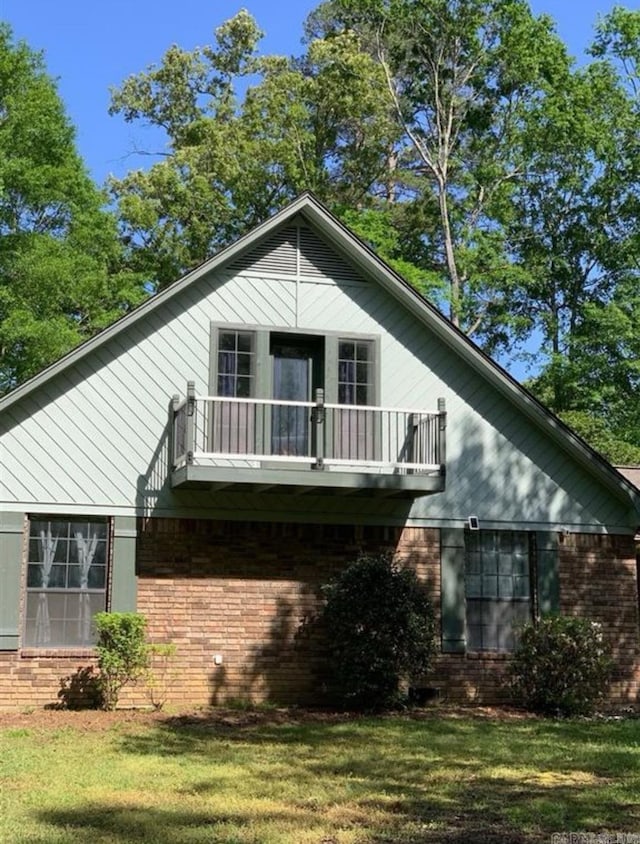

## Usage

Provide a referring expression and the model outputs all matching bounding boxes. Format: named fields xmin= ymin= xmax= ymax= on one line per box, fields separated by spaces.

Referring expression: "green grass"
xmin=1 ymin=709 xmax=639 ymax=843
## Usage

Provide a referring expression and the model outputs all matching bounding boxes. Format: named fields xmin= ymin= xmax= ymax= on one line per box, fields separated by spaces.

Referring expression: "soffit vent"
xmin=228 ymin=221 xmax=365 ymax=283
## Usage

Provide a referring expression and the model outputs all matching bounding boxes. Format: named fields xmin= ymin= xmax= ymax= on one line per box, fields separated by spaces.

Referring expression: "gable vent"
xmin=229 ymin=226 xmax=298 ymax=276
xmin=298 ymin=226 xmax=364 ymax=283
xmin=228 ymin=222 xmax=365 ymax=284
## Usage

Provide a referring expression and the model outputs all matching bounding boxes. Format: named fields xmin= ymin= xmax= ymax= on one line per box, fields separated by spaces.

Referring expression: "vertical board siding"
xmin=111 ymin=516 xmax=138 ymax=611
xmin=0 ymin=224 xmax=633 ymax=531
xmin=440 ymin=528 xmax=467 ymax=653
xmin=0 ymin=512 xmax=24 ymax=649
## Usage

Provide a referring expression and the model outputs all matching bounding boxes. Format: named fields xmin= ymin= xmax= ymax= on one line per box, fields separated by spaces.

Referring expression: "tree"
xmin=509 ymin=10 xmax=640 ymax=452
xmin=0 ymin=25 xmax=145 ymax=393
xmin=109 ymin=11 xmax=406 ymax=290
xmin=107 ymin=4 xmax=640 ymax=459
xmin=307 ymin=0 xmax=570 ymax=342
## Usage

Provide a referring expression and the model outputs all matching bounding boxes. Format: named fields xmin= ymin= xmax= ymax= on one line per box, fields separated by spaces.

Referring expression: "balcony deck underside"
xmin=171 ymin=462 xmax=445 ymax=498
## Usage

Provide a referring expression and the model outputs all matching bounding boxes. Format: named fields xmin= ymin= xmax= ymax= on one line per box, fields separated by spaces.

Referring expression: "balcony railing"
xmin=172 ymin=382 xmax=446 ymax=480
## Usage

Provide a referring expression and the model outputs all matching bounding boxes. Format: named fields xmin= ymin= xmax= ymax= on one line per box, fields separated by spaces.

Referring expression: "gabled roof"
xmin=1 ymin=191 xmax=639 ymax=514
xmin=616 ymin=466 xmax=640 ymax=492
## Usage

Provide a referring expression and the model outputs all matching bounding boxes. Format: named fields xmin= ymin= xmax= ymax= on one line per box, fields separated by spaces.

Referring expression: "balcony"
xmin=171 ymin=383 xmax=446 ymax=497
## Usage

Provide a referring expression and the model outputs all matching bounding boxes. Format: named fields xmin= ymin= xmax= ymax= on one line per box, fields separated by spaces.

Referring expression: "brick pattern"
xmin=1 ymin=520 xmax=638 ymax=710
xmin=558 ymin=533 xmax=640 ymax=703
xmin=0 ymin=652 xmax=99 ymax=710
xmin=135 ymin=519 xmax=403 ymax=707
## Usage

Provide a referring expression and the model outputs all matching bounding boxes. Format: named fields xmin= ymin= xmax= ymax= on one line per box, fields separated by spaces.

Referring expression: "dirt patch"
xmin=0 ymin=703 xmax=538 ymax=732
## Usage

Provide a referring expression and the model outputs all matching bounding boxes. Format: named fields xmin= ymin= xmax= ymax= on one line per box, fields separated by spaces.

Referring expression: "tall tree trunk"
xmin=438 ymin=182 xmax=461 ymax=327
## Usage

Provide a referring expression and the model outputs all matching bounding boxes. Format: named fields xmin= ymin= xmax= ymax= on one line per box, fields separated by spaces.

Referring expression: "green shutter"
xmin=536 ymin=531 xmax=559 ymax=616
xmin=254 ymin=330 xmax=271 ymax=399
xmin=441 ymin=527 xmax=466 ymax=653
xmin=323 ymin=335 xmax=339 ymax=404
xmin=111 ymin=516 xmax=137 ymax=612
xmin=0 ymin=512 xmax=24 ymax=650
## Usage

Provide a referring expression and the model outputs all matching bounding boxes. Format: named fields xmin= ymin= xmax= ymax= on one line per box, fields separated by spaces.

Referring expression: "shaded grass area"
xmin=1 ymin=709 xmax=639 ymax=843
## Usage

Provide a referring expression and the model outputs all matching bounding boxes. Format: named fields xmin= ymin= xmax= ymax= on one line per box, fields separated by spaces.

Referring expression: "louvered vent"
xmin=229 ymin=226 xmax=298 ymax=275
xmin=298 ymin=226 xmax=364 ymax=283
xmin=228 ymin=221 xmax=365 ymax=283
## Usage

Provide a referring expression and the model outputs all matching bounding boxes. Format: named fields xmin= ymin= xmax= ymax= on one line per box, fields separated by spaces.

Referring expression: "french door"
xmin=271 ymin=338 xmax=323 ymax=457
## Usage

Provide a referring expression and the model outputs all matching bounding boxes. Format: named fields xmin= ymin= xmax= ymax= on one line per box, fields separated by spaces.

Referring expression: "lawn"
xmin=1 ymin=707 xmax=639 ymax=843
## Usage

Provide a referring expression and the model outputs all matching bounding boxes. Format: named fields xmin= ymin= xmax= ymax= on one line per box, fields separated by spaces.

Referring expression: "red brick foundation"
xmin=0 ymin=520 xmax=638 ymax=710
xmin=558 ymin=532 xmax=640 ymax=703
xmin=135 ymin=519 xmax=406 ymax=707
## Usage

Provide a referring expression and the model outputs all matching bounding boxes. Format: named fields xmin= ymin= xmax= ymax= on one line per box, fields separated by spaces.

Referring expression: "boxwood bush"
xmin=510 ymin=615 xmax=612 ymax=716
xmin=320 ymin=552 xmax=437 ymax=711
xmin=94 ymin=612 xmax=149 ymax=710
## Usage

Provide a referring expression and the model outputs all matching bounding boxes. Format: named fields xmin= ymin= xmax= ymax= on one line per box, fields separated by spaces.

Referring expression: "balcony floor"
xmin=171 ymin=460 xmax=445 ymax=498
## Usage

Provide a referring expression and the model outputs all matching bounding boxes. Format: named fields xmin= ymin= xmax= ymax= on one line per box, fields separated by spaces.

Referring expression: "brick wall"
xmin=134 ymin=519 xmax=517 ymax=707
xmin=1 ymin=520 xmax=638 ymax=711
xmin=136 ymin=518 xmax=402 ymax=707
xmin=559 ymin=532 xmax=640 ymax=703
xmin=0 ymin=652 xmax=99 ymax=710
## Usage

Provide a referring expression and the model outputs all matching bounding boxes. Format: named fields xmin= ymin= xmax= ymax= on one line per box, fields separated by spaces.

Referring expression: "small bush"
xmin=510 ymin=615 xmax=612 ymax=716
xmin=144 ymin=643 xmax=178 ymax=711
xmin=94 ymin=612 xmax=149 ymax=710
xmin=320 ymin=552 xmax=437 ymax=711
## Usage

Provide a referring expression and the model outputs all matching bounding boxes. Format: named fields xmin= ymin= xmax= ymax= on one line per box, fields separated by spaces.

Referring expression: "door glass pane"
xmin=272 ymin=348 xmax=309 ymax=456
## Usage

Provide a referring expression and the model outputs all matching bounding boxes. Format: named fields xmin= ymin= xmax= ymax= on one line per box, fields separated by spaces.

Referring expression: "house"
xmin=1 ymin=193 xmax=639 ymax=710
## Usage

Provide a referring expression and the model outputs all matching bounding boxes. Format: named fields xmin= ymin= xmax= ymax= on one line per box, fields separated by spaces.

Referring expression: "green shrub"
xmin=94 ymin=612 xmax=149 ymax=710
xmin=320 ymin=552 xmax=437 ymax=711
xmin=144 ymin=643 xmax=178 ymax=711
xmin=510 ymin=615 xmax=612 ymax=716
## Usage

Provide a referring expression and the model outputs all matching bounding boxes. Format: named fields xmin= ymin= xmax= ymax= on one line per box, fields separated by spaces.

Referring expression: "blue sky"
xmin=0 ymin=0 xmax=620 ymax=186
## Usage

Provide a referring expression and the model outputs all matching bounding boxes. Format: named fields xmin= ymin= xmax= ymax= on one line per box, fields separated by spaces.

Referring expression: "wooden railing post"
xmin=171 ymin=394 xmax=180 ymax=468
xmin=313 ymin=388 xmax=325 ymax=469
xmin=437 ymin=397 xmax=447 ymax=470
xmin=186 ymin=381 xmax=196 ymax=465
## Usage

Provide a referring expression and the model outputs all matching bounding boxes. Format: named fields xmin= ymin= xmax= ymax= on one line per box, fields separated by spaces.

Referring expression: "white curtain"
xmin=35 ymin=524 xmax=58 ymax=645
xmin=75 ymin=526 xmax=98 ymax=643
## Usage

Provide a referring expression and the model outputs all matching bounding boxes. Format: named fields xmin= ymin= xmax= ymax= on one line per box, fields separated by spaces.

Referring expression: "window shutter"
xmin=536 ymin=531 xmax=559 ymax=616
xmin=111 ymin=516 xmax=137 ymax=612
xmin=440 ymin=527 xmax=466 ymax=653
xmin=0 ymin=512 xmax=24 ymax=650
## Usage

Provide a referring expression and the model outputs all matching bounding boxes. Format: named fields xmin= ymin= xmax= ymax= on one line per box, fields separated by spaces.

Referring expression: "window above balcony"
xmin=171 ymin=326 xmax=446 ymax=497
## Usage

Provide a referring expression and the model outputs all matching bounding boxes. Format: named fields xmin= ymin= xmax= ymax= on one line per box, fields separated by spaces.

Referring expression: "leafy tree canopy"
xmin=0 ymin=24 xmax=146 ymax=393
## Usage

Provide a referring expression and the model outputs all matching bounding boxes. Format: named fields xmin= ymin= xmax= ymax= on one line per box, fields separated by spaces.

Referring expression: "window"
xmin=338 ymin=340 xmax=374 ymax=406
xmin=217 ymin=330 xmax=255 ymax=398
xmin=465 ymin=530 xmax=531 ymax=652
xmin=24 ymin=518 xmax=109 ymax=648
xmin=336 ymin=339 xmax=376 ymax=460
xmin=214 ymin=330 xmax=256 ymax=453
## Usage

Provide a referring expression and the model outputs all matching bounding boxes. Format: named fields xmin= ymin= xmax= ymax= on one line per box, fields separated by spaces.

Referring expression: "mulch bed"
xmin=0 ymin=704 xmax=538 ymax=732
